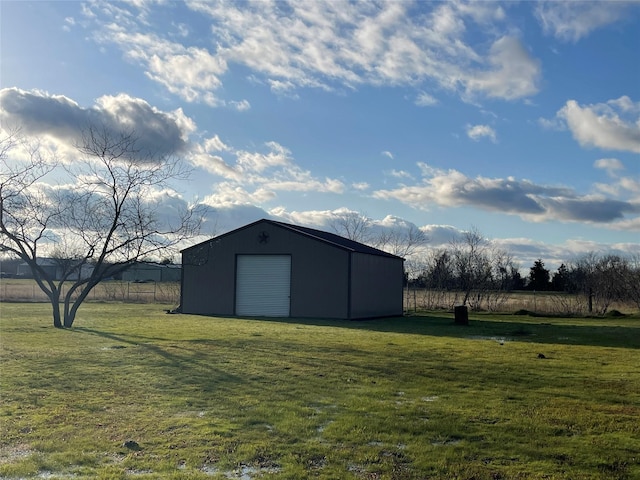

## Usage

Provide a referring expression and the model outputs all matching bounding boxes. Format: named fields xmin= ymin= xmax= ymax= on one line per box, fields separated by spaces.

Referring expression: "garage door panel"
xmin=236 ymin=255 xmax=291 ymax=316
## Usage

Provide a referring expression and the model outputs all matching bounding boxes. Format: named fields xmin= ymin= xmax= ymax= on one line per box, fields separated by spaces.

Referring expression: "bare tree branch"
xmin=0 ymin=125 xmax=202 ymax=328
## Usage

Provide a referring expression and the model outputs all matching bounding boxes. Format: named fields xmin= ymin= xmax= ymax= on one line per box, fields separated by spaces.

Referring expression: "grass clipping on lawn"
xmin=0 ymin=303 xmax=639 ymax=479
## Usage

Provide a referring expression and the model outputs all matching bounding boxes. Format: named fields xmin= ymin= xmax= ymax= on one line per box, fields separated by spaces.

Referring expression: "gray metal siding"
xmin=181 ymin=239 xmax=237 ymax=315
xmin=289 ymin=243 xmax=349 ymax=319
xmin=350 ymin=253 xmax=404 ymax=318
xmin=181 ymin=221 xmax=351 ymax=318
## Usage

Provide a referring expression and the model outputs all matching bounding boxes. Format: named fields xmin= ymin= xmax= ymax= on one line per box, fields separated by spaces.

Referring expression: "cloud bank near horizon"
xmin=373 ymin=162 xmax=639 ymax=228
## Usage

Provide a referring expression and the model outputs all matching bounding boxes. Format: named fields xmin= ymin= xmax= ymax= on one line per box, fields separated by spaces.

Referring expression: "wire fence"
xmin=3 ymin=280 xmax=635 ymax=315
xmin=402 ymin=287 xmax=636 ymax=316
xmin=0 ymin=280 xmax=181 ymax=305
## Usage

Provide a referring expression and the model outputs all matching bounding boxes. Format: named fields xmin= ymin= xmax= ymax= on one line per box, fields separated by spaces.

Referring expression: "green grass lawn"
xmin=1 ymin=303 xmax=639 ymax=479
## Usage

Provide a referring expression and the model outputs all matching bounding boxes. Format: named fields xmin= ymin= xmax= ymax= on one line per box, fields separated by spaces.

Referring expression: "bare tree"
xmin=331 ymin=210 xmax=427 ymax=259
xmin=565 ymin=252 xmax=631 ymax=315
xmin=626 ymin=253 xmax=640 ymax=310
xmin=418 ymin=248 xmax=456 ymax=309
xmin=374 ymin=223 xmax=427 ymax=259
xmin=0 ymin=126 xmax=202 ymax=328
xmin=329 ymin=210 xmax=372 ymax=243
xmin=449 ymin=227 xmax=493 ymax=308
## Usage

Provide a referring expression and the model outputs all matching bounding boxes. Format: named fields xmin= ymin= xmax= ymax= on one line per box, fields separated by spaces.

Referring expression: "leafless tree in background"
xmin=566 ymin=252 xmax=631 ymax=315
xmin=330 ymin=210 xmax=372 ymax=243
xmin=415 ymin=227 xmax=519 ymax=311
xmin=375 ymin=223 xmax=427 ymax=259
xmin=626 ymin=253 xmax=640 ymax=310
xmin=449 ymin=227 xmax=493 ymax=308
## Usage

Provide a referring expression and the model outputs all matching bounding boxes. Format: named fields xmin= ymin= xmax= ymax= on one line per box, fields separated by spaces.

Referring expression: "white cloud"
xmin=93 ymin=24 xmax=229 ymax=106
xmin=83 ymin=1 xmax=541 ymax=105
xmin=619 ymin=177 xmax=640 ymax=203
xmin=557 ymin=97 xmax=640 ymax=153
xmin=204 ymin=134 xmax=230 ymax=152
xmin=229 ymin=100 xmax=251 ymax=112
xmin=269 ymin=208 xmax=337 ymax=228
xmin=609 ymin=216 xmax=640 ymax=232
xmin=373 ymin=162 xmax=639 ymax=225
xmin=190 ymin=152 xmax=240 ymax=180
xmin=0 ymin=88 xmax=194 ymax=160
xmin=203 ymin=183 xmax=276 ymax=207
xmin=537 ymin=116 xmax=565 ymax=131
xmin=236 ymin=142 xmax=291 ymax=174
xmin=535 ymin=1 xmax=636 ymax=42
xmin=0 ymin=88 xmax=345 ymax=209
xmin=489 ymin=236 xmax=640 ymax=272
xmin=594 ymin=158 xmax=625 ymax=174
xmin=388 ymin=169 xmax=413 ymax=179
xmin=415 ymin=92 xmax=438 ymax=107
xmin=418 ymin=224 xmax=462 ymax=246
xmin=200 ymin=204 xmax=640 ymax=272
xmin=381 ymin=150 xmax=394 ymax=159
xmin=191 ymin=139 xmax=346 ymax=203
xmin=63 ymin=17 xmax=75 ymax=32
xmin=593 ymin=158 xmax=640 ymax=203
xmin=466 ymin=124 xmax=497 ymax=142
xmin=173 ymin=22 xmax=189 ymax=38
xmin=464 ymin=36 xmax=541 ymax=101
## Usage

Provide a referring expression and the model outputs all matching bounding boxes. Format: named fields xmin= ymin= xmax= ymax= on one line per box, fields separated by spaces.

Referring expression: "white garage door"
xmin=236 ymin=255 xmax=291 ymax=316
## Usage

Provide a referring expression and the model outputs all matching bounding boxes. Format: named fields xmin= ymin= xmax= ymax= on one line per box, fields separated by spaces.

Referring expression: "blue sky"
xmin=1 ymin=0 xmax=639 ymax=271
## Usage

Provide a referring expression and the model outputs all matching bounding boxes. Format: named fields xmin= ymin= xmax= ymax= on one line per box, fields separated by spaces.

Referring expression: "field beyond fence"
xmin=0 ymin=279 xmax=180 ymax=305
xmin=1 ymin=280 xmax=637 ymax=317
xmin=403 ymin=287 xmax=637 ymax=316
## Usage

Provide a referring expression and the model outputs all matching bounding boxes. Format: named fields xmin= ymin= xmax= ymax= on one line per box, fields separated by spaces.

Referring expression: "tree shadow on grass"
xmin=70 ymin=326 xmax=244 ymax=395
xmin=233 ymin=313 xmax=640 ymax=350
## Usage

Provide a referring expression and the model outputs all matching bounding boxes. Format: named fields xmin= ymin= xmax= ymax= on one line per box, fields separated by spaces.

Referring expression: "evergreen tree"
xmin=528 ymin=259 xmax=550 ymax=291
xmin=551 ymin=263 xmax=569 ymax=291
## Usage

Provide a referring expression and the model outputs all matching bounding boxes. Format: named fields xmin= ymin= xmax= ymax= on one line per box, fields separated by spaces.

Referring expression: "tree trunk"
xmin=63 ymin=282 xmax=94 ymax=328
xmin=63 ymin=295 xmax=78 ymax=328
xmin=63 ymin=308 xmax=76 ymax=328
xmin=51 ymin=297 xmax=63 ymax=329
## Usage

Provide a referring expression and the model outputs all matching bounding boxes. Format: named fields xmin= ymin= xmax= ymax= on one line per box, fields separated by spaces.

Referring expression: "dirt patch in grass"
xmin=0 ymin=444 xmax=33 ymax=464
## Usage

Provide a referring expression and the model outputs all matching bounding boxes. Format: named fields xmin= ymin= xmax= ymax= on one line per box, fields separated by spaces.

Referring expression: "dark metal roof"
xmin=182 ymin=218 xmax=404 ymax=260
xmin=269 ymin=220 xmax=404 ymax=260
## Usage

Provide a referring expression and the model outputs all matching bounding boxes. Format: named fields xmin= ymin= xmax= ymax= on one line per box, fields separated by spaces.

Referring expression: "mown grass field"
xmin=0 ymin=303 xmax=639 ymax=479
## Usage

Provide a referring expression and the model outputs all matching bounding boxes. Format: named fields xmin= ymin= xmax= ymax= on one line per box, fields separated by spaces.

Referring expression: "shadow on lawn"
xmin=70 ymin=326 xmax=244 ymax=392
xmin=240 ymin=313 xmax=640 ymax=350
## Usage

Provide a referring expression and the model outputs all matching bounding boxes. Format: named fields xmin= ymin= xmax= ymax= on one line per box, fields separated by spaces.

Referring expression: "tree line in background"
xmin=524 ymin=254 xmax=640 ymax=315
xmin=413 ymin=246 xmax=639 ymax=315
xmin=331 ymin=212 xmax=639 ymax=316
